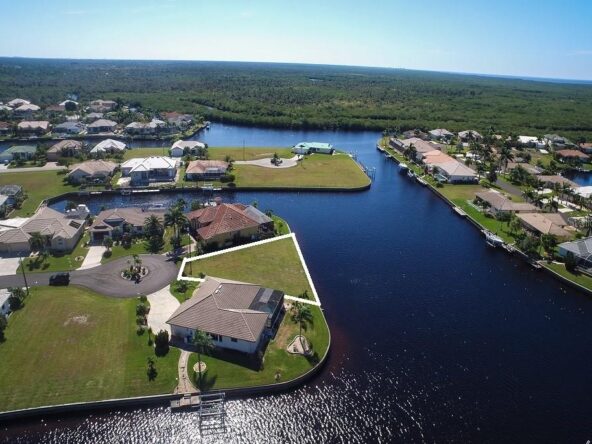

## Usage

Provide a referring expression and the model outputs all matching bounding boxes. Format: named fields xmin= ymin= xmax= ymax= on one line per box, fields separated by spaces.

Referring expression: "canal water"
xmin=2 ymin=125 xmax=591 ymax=443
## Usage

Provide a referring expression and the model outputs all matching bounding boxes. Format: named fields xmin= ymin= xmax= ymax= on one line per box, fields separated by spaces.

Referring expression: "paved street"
xmin=0 ymin=254 xmax=178 ymax=297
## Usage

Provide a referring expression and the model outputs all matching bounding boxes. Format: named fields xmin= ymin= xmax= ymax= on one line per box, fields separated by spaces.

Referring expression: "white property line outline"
xmin=177 ymin=233 xmax=321 ymax=306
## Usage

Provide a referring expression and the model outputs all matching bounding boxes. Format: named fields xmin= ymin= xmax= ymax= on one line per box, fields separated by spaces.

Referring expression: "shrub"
xmin=154 ymin=330 xmax=170 ymax=356
xmin=219 ymin=174 xmax=235 ymax=183
xmin=136 ymin=303 xmax=149 ymax=317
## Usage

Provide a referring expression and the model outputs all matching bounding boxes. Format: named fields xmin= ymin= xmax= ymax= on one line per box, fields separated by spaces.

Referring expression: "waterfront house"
xmin=0 ymin=122 xmax=12 ymax=136
xmin=187 ymin=203 xmax=274 ymax=247
xmin=16 ymin=121 xmax=50 ymax=136
xmin=505 ymin=162 xmax=543 ymax=175
xmin=458 ymin=130 xmax=483 ymax=142
xmin=537 ymin=175 xmax=579 ymax=189
xmin=7 ymin=98 xmax=29 ymax=108
xmin=87 ymin=119 xmax=118 ymax=134
xmin=162 ymin=112 xmax=193 ymax=129
xmin=90 ymin=139 xmax=127 ymax=156
xmin=13 ymin=104 xmax=41 ymax=119
xmin=185 ymin=160 xmax=229 ymax=180
xmin=67 ymin=159 xmax=118 ymax=184
xmin=543 ymin=134 xmax=574 ymax=150
xmin=428 ymin=128 xmax=454 ymax=142
xmin=89 ymin=99 xmax=117 ymax=112
xmin=170 ymin=140 xmax=207 ymax=157
xmin=89 ymin=207 xmax=165 ymax=242
xmin=46 ymin=140 xmax=84 ymax=161
xmin=0 ymin=145 xmax=37 ymax=163
xmin=558 ymin=237 xmax=592 ymax=269
xmin=124 ymin=119 xmax=166 ymax=136
xmin=402 ymin=129 xmax=430 ymax=140
xmin=167 ymin=276 xmax=284 ymax=354
xmin=516 ymin=212 xmax=573 ymax=239
xmin=431 ymin=160 xmax=478 ymax=183
xmin=0 ymin=206 xmax=85 ymax=254
xmin=516 ymin=136 xmax=546 ymax=149
xmin=556 ymin=149 xmax=590 ymax=164
xmin=579 ymin=143 xmax=592 ymax=155
xmin=292 ymin=142 xmax=334 ymax=155
xmin=120 ymin=156 xmax=179 ymax=184
xmin=53 ymin=121 xmax=85 ymax=135
xmin=0 ymin=185 xmax=23 ymax=206
xmin=475 ymin=190 xmax=537 ymax=218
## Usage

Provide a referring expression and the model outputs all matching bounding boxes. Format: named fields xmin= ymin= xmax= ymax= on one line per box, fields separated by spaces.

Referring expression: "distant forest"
xmin=1 ymin=58 xmax=592 ymax=139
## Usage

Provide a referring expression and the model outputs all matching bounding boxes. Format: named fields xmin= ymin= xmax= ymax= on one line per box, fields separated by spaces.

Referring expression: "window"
xmin=209 ymin=333 xmax=221 ymax=342
xmin=230 ymin=337 xmax=237 ymax=343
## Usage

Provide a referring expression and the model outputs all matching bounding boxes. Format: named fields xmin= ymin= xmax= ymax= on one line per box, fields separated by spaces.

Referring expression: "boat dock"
xmin=171 ymin=392 xmax=226 ymax=433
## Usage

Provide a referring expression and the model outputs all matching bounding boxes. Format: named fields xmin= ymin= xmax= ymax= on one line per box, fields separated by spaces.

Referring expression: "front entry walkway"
xmin=176 ymin=350 xmax=197 ymax=394
xmin=146 ymin=285 xmax=179 ymax=335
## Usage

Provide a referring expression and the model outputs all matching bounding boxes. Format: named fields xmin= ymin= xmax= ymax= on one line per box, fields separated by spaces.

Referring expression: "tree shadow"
xmin=197 ymin=370 xmax=218 ymax=392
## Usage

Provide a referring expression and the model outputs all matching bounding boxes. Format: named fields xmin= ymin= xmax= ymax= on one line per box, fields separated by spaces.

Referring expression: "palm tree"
xmin=541 ymin=234 xmax=558 ymax=259
xmin=498 ymin=146 xmax=514 ymax=172
xmin=144 ymin=215 xmax=164 ymax=238
xmin=291 ymin=302 xmax=313 ymax=348
xmin=164 ymin=205 xmax=188 ymax=243
xmin=192 ymin=330 xmax=214 ymax=390
xmin=29 ymin=232 xmax=46 ymax=253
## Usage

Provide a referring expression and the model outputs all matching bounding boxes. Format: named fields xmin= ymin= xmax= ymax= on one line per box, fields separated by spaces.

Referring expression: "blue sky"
xmin=2 ymin=0 xmax=592 ymax=80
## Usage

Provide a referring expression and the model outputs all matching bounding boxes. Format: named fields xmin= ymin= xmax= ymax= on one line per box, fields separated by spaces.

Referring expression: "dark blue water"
xmin=566 ymin=171 xmax=592 ymax=186
xmin=2 ymin=125 xmax=591 ymax=443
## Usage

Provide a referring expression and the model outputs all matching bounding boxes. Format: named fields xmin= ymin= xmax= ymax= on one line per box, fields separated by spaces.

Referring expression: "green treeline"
xmin=1 ymin=58 xmax=591 ymax=139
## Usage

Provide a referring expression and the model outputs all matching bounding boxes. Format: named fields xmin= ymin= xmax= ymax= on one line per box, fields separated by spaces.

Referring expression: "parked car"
xmin=49 ymin=272 xmax=70 ymax=286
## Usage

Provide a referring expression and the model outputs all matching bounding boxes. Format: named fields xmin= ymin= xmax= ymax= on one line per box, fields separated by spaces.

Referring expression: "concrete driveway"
xmin=0 ymin=162 xmax=67 ymax=173
xmin=0 ymin=257 xmax=22 ymax=276
xmin=0 ymin=254 xmax=178 ymax=297
xmin=78 ymin=246 xmax=106 ymax=270
xmin=147 ymin=285 xmax=180 ymax=335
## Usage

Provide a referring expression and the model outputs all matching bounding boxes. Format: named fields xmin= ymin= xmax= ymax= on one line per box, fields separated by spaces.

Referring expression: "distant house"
xmin=89 ymin=99 xmax=117 ymax=112
xmin=89 ymin=207 xmax=165 ymax=242
xmin=558 ymin=237 xmax=592 ymax=268
xmin=556 ymin=149 xmax=589 ymax=164
xmin=579 ymin=143 xmax=592 ymax=155
xmin=517 ymin=136 xmax=546 ymax=149
xmin=187 ymin=203 xmax=274 ymax=247
xmin=516 ymin=212 xmax=573 ymax=239
xmin=0 ymin=105 xmax=12 ymax=112
xmin=505 ymin=162 xmax=543 ymax=175
xmin=0 ymin=184 xmax=23 ymax=206
xmin=7 ymin=98 xmax=30 ymax=108
xmin=16 ymin=121 xmax=50 ymax=136
xmin=475 ymin=190 xmax=537 ymax=218
xmin=0 ymin=145 xmax=37 ymax=162
xmin=90 ymin=139 xmax=127 ymax=156
xmin=162 ymin=112 xmax=193 ymax=129
xmin=185 ymin=160 xmax=229 ymax=180
xmin=170 ymin=140 xmax=207 ymax=157
xmin=60 ymin=100 xmax=78 ymax=108
xmin=87 ymin=119 xmax=117 ymax=134
xmin=121 ymin=156 xmax=179 ymax=184
xmin=292 ymin=142 xmax=334 ymax=155
xmin=537 ymin=175 xmax=579 ymax=189
xmin=84 ymin=112 xmax=104 ymax=122
xmin=45 ymin=104 xmax=65 ymax=114
xmin=0 ymin=122 xmax=12 ymax=136
xmin=46 ymin=140 xmax=84 ymax=161
xmin=53 ymin=121 xmax=85 ymax=135
xmin=67 ymin=160 xmax=118 ymax=184
xmin=167 ymin=276 xmax=284 ymax=354
xmin=402 ymin=129 xmax=429 ymax=140
xmin=124 ymin=119 xmax=166 ymax=136
xmin=431 ymin=160 xmax=478 ymax=183
xmin=543 ymin=134 xmax=574 ymax=149
xmin=458 ymin=130 xmax=483 ymax=142
xmin=391 ymin=137 xmax=442 ymax=162
xmin=0 ymin=206 xmax=85 ymax=254
xmin=428 ymin=128 xmax=454 ymax=142
xmin=13 ymin=104 xmax=41 ymax=118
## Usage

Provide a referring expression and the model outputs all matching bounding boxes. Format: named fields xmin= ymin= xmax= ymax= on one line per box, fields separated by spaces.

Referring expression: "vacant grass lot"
xmin=0 ymin=286 xmax=179 ymax=411
xmin=0 ymin=171 xmax=77 ymax=217
xmin=122 ymin=147 xmax=171 ymax=160
xmin=186 ymin=237 xmax=313 ymax=296
xmin=208 ymin=147 xmax=292 ymax=161
xmin=188 ymin=304 xmax=329 ymax=390
xmin=233 ymin=153 xmax=370 ymax=189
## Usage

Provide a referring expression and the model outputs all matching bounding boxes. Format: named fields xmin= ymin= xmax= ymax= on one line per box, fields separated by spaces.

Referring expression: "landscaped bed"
xmin=0 ymin=286 xmax=179 ymax=412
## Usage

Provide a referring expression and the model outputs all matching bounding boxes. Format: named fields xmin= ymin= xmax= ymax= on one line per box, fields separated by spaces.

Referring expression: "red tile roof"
xmin=187 ymin=203 xmax=272 ymax=240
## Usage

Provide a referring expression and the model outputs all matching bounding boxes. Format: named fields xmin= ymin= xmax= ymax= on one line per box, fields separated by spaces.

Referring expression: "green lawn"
xmin=20 ymin=232 xmax=91 ymax=273
xmin=0 ymin=171 xmax=78 ymax=217
xmin=185 ymin=237 xmax=313 ymax=296
xmin=208 ymin=147 xmax=293 ymax=161
xmin=232 ymin=153 xmax=370 ymax=189
xmin=271 ymin=215 xmax=291 ymax=235
xmin=122 ymin=147 xmax=171 ymax=160
xmin=169 ymin=280 xmax=198 ymax=303
xmin=545 ymin=262 xmax=592 ymax=291
xmin=188 ymin=304 xmax=329 ymax=390
xmin=102 ymin=228 xmax=191 ymax=264
xmin=0 ymin=286 xmax=179 ymax=412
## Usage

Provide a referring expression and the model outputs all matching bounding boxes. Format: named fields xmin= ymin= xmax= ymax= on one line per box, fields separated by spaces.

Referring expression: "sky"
xmin=1 ymin=0 xmax=592 ymax=80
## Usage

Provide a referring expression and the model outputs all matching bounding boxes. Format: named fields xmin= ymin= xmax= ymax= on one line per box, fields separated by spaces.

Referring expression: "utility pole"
xmin=19 ymin=257 xmax=29 ymax=296
xmin=243 ymin=139 xmax=245 ymax=161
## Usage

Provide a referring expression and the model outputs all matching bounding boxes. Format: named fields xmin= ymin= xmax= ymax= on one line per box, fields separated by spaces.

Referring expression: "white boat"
xmin=416 ymin=176 xmax=428 ymax=186
xmin=453 ymin=206 xmax=467 ymax=217
xmin=398 ymin=162 xmax=408 ymax=172
xmin=483 ymin=229 xmax=504 ymax=248
xmin=407 ymin=169 xmax=415 ymax=178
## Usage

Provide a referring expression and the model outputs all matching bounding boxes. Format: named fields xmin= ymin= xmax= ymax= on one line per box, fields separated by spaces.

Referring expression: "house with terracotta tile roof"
xmin=89 ymin=207 xmax=165 ymax=242
xmin=516 ymin=212 xmax=574 ymax=239
xmin=475 ymin=190 xmax=538 ymax=218
xmin=167 ymin=276 xmax=284 ymax=353
xmin=187 ymin=203 xmax=274 ymax=247
xmin=185 ymin=160 xmax=228 ymax=180
xmin=556 ymin=149 xmax=590 ymax=164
